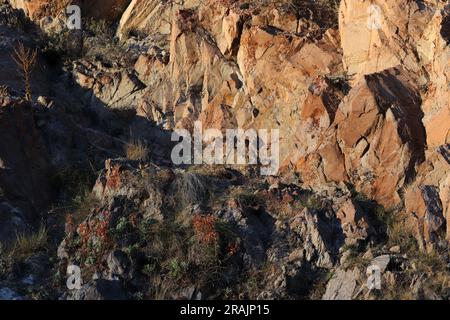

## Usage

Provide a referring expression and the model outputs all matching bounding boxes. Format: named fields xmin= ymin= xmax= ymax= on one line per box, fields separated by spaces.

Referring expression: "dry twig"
xmin=11 ymin=42 xmax=37 ymax=102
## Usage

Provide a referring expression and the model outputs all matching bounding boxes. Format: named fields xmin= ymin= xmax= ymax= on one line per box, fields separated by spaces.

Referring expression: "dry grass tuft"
xmin=0 ymin=85 xmax=8 ymax=97
xmin=10 ymin=226 xmax=48 ymax=260
xmin=125 ymin=140 xmax=149 ymax=162
xmin=170 ymin=172 xmax=213 ymax=208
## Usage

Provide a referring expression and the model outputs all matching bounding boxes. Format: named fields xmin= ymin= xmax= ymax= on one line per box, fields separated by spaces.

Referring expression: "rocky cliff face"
xmin=8 ymin=0 xmax=131 ymax=21
xmin=0 ymin=0 xmax=449 ymax=300
xmin=87 ymin=0 xmax=449 ymax=245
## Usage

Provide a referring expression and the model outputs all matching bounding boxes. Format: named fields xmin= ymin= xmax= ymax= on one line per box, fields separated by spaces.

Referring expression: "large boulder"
xmin=92 ymin=159 xmax=172 ymax=223
xmin=334 ymin=68 xmax=426 ymax=208
xmin=322 ymin=268 xmax=359 ymax=300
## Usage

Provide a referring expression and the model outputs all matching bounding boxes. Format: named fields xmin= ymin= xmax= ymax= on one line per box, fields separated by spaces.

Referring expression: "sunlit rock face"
xmin=8 ymin=0 xmax=131 ymax=21
xmin=5 ymin=0 xmax=450 ymax=251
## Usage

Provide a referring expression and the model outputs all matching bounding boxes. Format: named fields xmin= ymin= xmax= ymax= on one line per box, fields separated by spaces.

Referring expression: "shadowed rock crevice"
xmin=441 ymin=5 xmax=450 ymax=44
xmin=365 ymin=68 xmax=426 ymax=185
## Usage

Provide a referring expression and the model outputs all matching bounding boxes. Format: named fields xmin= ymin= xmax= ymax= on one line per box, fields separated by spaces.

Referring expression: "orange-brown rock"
xmin=340 ymin=0 xmax=449 ymax=149
xmin=9 ymin=0 xmax=131 ymax=21
xmin=117 ymin=0 xmax=200 ymax=40
xmin=237 ymin=25 xmax=341 ymax=164
xmin=336 ymin=199 xmax=372 ymax=245
xmin=405 ymin=145 xmax=450 ymax=248
xmin=335 ymin=68 xmax=426 ymax=208
xmin=135 ymin=6 xmax=246 ymax=131
xmin=55 ymin=0 xmax=449 ymax=246
xmin=339 ymin=0 xmax=436 ymax=81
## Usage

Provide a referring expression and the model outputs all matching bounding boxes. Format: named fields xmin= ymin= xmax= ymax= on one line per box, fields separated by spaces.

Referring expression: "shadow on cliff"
xmin=0 ymin=25 xmax=174 ymax=241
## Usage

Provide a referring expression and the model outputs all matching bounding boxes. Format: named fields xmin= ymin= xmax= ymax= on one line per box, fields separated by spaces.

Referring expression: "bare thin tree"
xmin=11 ymin=42 xmax=37 ymax=102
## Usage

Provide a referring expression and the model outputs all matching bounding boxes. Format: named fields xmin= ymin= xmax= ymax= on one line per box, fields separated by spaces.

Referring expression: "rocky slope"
xmin=0 ymin=0 xmax=449 ymax=300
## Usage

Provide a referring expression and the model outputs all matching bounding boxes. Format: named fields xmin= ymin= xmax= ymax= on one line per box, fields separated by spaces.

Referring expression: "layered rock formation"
xmin=0 ymin=0 xmax=449 ymax=300
xmin=106 ymin=0 xmax=448 ymax=246
xmin=8 ymin=0 xmax=448 ymax=246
